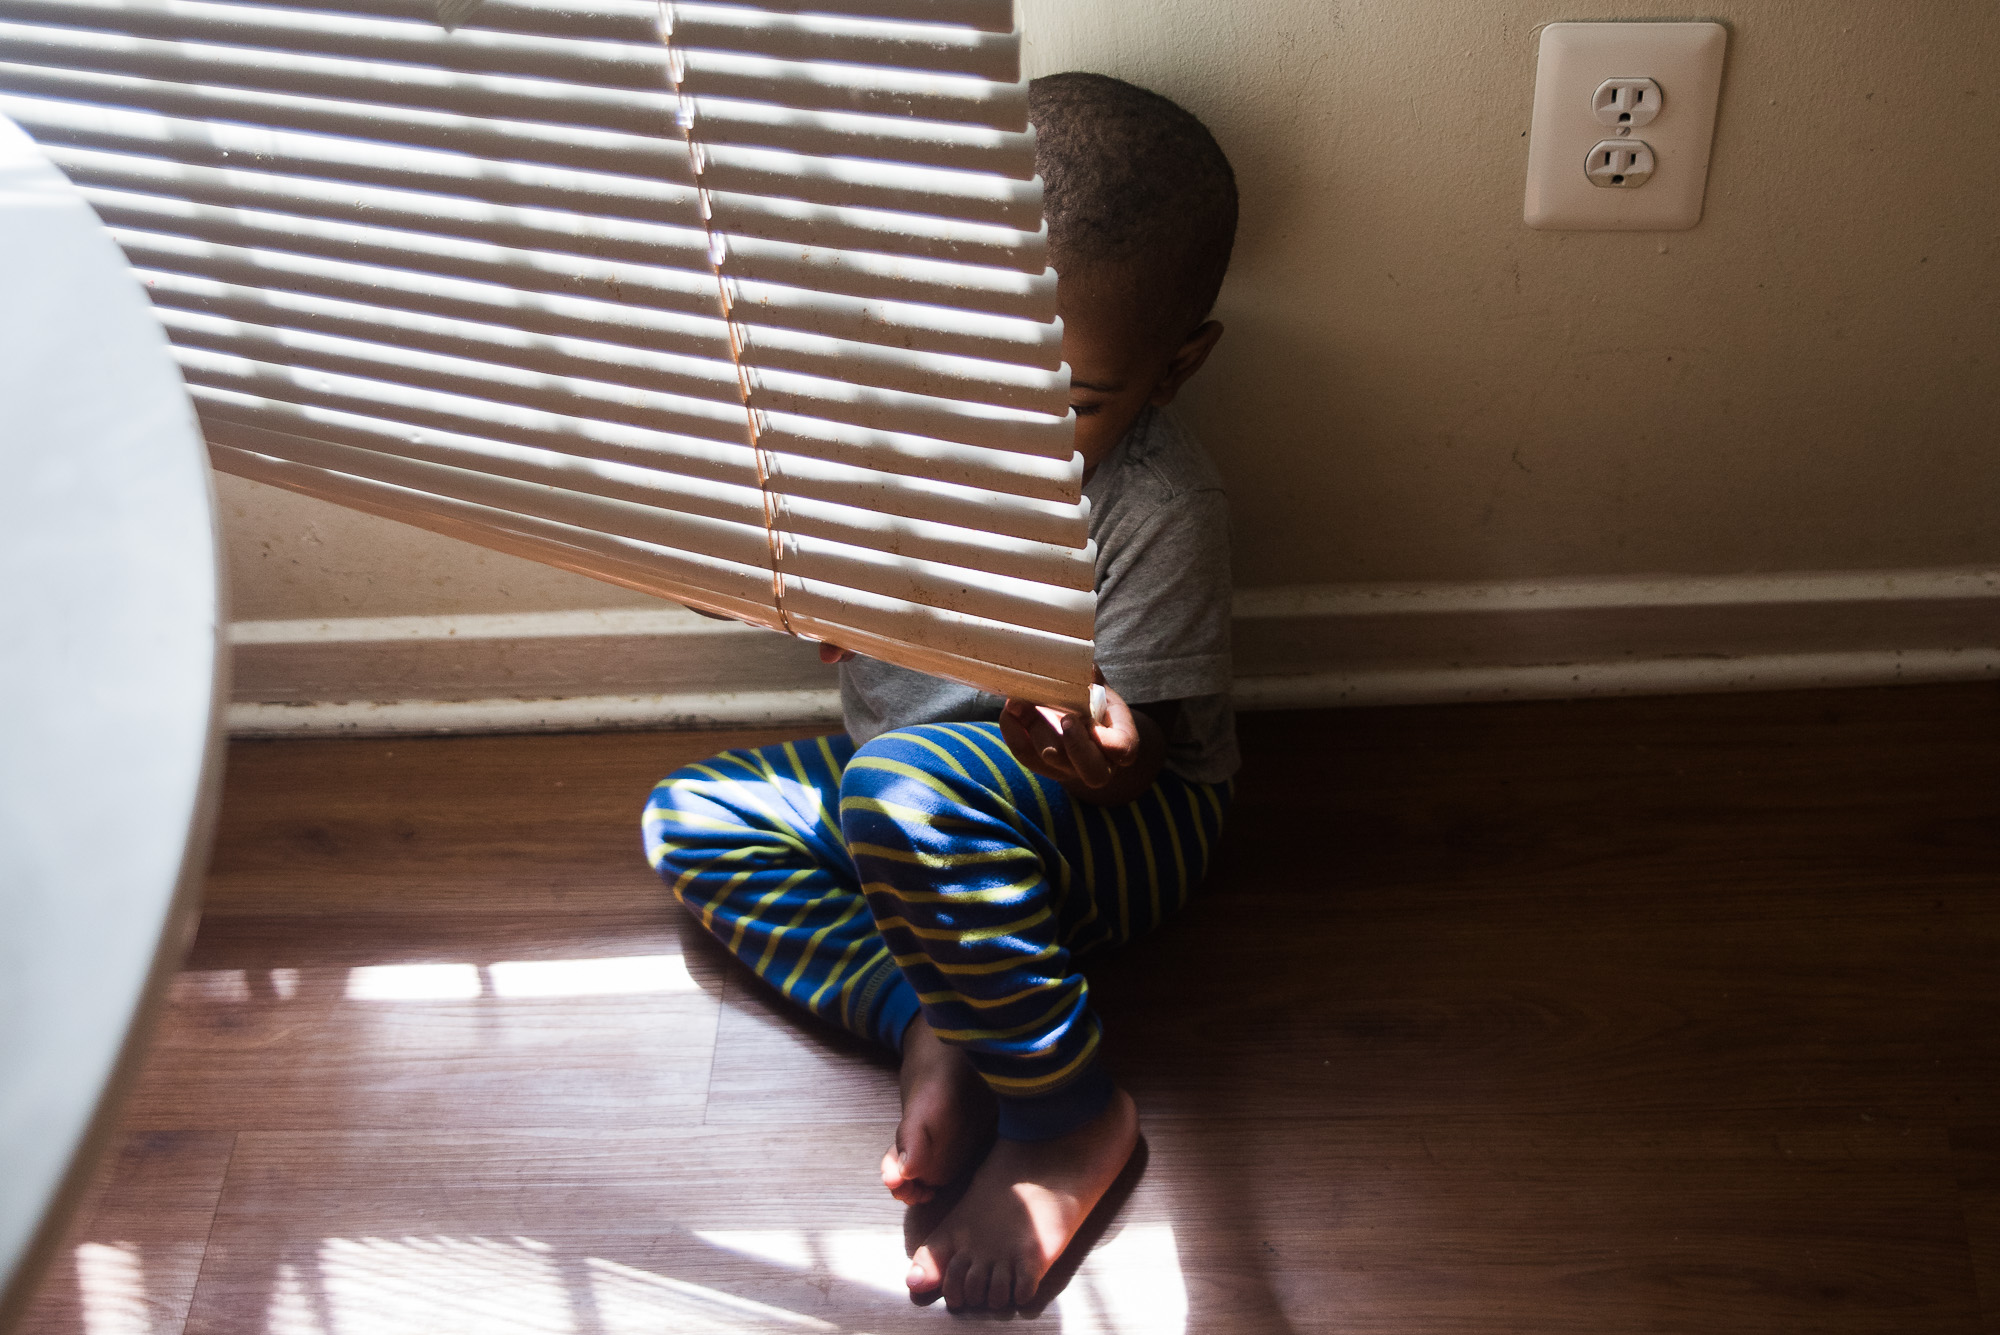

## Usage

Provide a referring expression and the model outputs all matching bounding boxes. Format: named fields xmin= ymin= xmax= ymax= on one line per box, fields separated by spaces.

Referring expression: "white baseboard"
xmin=228 ymin=568 xmax=2000 ymax=736
xmin=228 ymin=688 xmax=844 ymax=737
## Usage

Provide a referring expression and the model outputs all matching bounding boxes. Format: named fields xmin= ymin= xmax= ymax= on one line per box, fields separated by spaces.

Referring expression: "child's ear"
xmin=1148 ymin=321 xmax=1225 ymax=406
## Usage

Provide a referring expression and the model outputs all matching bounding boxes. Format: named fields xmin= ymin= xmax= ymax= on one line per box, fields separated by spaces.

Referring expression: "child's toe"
xmin=941 ymin=1252 xmax=973 ymax=1308
xmin=960 ymin=1258 xmax=993 ymax=1309
xmin=1011 ymin=1253 xmax=1042 ymax=1307
xmin=985 ymin=1261 xmax=1016 ymax=1309
xmin=905 ymin=1243 xmax=944 ymax=1294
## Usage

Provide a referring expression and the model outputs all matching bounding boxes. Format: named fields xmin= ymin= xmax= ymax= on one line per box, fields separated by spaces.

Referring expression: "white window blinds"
xmin=0 ymin=0 xmax=1095 ymax=711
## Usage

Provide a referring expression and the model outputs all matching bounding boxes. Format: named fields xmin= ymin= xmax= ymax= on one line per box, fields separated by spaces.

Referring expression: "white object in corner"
xmin=1524 ymin=22 xmax=1727 ymax=230
xmin=0 ymin=115 xmax=224 ymax=1323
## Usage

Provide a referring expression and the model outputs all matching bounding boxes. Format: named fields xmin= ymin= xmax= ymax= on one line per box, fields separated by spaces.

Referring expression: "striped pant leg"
xmin=641 ymin=734 xmax=919 ymax=1048
xmin=1058 ymin=764 xmax=1236 ymax=960
xmin=839 ymin=722 xmax=1231 ymax=1141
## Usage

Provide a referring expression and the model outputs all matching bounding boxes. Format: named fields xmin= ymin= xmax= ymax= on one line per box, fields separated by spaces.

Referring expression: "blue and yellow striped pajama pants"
xmin=642 ymin=721 xmax=1231 ymax=1140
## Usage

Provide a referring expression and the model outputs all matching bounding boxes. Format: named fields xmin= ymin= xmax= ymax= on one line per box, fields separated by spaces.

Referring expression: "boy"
xmin=643 ymin=71 xmax=1239 ymax=1311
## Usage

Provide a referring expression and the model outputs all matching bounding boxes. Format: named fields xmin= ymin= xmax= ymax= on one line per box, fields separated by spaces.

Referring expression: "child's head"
xmin=1029 ymin=72 xmax=1238 ymax=466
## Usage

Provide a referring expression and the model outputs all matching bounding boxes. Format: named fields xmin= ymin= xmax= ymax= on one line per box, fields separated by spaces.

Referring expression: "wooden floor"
xmin=17 ymin=683 xmax=2000 ymax=1335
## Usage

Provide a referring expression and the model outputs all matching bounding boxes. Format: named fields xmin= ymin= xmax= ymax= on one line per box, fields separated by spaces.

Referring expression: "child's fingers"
xmin=1088 ymin=687 xmax=1144 ymax=765
xmin=1056 ymin=710 xmax=1113 ymax=786
xmin=998 ymin=704 xmax=1035 ymax=763
xmin=1000 ymin=701 xmax=1077 ymax=782
xmin=1029 ymin=705 xmax=1097 ymax=781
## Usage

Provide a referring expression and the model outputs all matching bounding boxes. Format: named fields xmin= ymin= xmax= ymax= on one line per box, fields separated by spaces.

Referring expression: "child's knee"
xmin=849 ymin=722 xmax=1010 ymax=775
xmin=640 ymin=757 xmax=740 ymax=880
xmin=839 ymin=725 xmax=1003 ymax=826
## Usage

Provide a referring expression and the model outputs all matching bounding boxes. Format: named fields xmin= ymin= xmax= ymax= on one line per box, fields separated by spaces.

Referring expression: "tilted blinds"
xmin=0 ymin=0 xmax=1096 ymax=710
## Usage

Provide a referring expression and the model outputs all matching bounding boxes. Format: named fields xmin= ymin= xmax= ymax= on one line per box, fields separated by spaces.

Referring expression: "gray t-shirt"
xmin=839 ymin=404 xmax=1238 ymax=783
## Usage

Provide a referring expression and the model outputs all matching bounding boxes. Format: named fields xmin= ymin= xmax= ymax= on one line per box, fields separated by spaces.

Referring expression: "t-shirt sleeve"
xmin=1091 ymin=487 xmax=1233 ymax=704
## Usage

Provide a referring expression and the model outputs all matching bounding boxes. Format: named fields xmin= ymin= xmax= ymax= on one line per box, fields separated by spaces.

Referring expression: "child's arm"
xmin=821 ymin=640 xmax=1170 ymax=802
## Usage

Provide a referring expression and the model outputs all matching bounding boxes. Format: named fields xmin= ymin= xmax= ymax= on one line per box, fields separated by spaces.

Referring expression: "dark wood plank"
xmin=1954 ymin=1125 xmax=2000 ymax=1333
xmin=120 ymin=914 xmax=726 ymax=1133
xmin=164 ymin=1116 xmax=1982 ymax=1335
xmin=14 ymin=1132 xmax=235 ymax=1335
xmin=702 ymin=969 xmax=902 ymax=1127
xmin=1091 ymin=684 xmax=2000 ymax=1123
xmin=176 ymin=1127 xmax=1022 ymax=1334
xmin=1228 ymin=684 xmax=2000 ymax=903
xmin=202 ymin=728 xmax=799 ymax=917
xmin=1203 ymin=1115 xmax=1982 ymax=1335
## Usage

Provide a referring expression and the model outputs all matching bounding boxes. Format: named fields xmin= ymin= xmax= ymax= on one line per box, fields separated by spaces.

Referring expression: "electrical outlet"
xmin=1586 ymin=138 xmax=1655 ymax=187
xmin=1524 ymin=22 xmax=1727 ymax=231
xmin=1593 ymin=77 xmax=1661 ymax=127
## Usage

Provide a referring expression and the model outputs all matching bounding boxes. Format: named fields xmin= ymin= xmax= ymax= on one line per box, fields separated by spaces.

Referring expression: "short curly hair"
xmin=1028 ymin=72 xmax=1238 ymax=335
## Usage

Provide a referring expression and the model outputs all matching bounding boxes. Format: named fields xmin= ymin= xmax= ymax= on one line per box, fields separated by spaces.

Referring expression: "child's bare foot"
xmin=906 ymin=1086 xmax=1139 ymax=1309
xmin=881 ymin=1016 xmax=995 ymax=1205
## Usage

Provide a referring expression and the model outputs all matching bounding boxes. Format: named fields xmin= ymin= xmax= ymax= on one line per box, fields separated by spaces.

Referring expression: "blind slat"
xmin=667 ymin=96 xmax=1036 ymax=176
xmin=1 ymin=66 xmax=1045 ymax=224
xmin=0 ymin=22 xmax=678 ymax=135
xmin=194 ymin=380 xmax=757 ymax=491
xmin=744 ymin=364 xmax=1070 ymax=453
xmin=215 ymin=417 xmax=778 ymax=569
xmin=0 ymin=61 xmax=694 ymax=183
xmin=211 ymin=440 xmax=790 ymax=627
xmin=763 ymin=451 xmax=1087 ymax=550
xmin=784 ymin=611 xmax=1089 ymax=712
xmin=337 ymin=0 xmax=1019 ymax=43
xmin=132 ymin=255 xmax=730 ymax=379
xmin=206 ymin=418 xmax=1092 ymax=637
xmin=174 ymin=344 xmax=750 ymax=453
xmin=663 ymin=5 xmax=1019 ymax=83
xmin=71 ymin=180 xmax=1060 ymax=368
xmin=756 ymin=414 xmax=1083 ymax=506
xmin=161 ymin=308 xmax=753 ymax=437
xmin=57 ymin=151 xmax=1054 ymax=316
xmin=780 ymin=581 xmax=1093 ymax=688
xmin=783 ymin=534 xmax=1093 ymax=641
xmin=196 ymin=392 xmax=1092 ymax=585
xmin=8 ymin=0 xmax=684 ymax=91
xmin=781 ymin=494 xmax=1094 ymax=592
xmin=191 ymin=378 xmax=1086 ymax=543
xmin=173 ymin=341 xmax=1083 ymax=504
xmin=673 ymin=0 xmax=1014 ymax=33
xmin=92 ymin=199 xmax=1056 ymax=369
xmin=137 ymin=263 xmax=1064 ymax=413
xmin=159 ymin=304 xmax=1070 ymax=454
xmin=7 ymin=0 xmax=1024 ymax=122
xmin=671 ymin=46 xmax=1023 ymax=126
xmin=0 ymin=22 xmax=1038 ymax=172
xmin=13 ymin=93 xmax=1045 ymax=267
xmin=211 ymin=441 xmax=1094 ymax=693
xmin=698 ymin=142 xmax=1038 ymax=229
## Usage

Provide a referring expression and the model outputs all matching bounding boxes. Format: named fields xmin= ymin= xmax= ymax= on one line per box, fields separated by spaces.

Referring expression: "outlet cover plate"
xmin=1524 ymin=21 xmax=1727 ymax=230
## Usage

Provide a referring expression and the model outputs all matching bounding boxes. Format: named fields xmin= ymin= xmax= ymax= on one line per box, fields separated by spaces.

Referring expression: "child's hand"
xmin=999 ymin=675 xmax=1159 ymax=804
xmin=818 ymin=642 xmax=855 ymax=664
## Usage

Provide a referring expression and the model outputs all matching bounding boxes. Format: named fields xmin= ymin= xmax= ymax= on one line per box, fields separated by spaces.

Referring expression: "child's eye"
xmin=1071 ymin=403 xmax=1104 ymax=418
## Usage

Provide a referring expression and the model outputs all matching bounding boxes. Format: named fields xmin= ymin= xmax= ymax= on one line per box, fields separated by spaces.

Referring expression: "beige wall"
xmin=220 ymin=0 xmax=2000 ymax=621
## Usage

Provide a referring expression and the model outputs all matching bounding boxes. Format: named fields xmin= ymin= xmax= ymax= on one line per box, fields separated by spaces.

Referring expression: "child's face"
xmin=1058 ymin=272 xmax=1224 ymax=475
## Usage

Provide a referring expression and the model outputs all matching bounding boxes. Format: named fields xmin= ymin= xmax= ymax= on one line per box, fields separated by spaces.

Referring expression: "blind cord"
xmin=660 ymin=2 xmax=795 ymax=637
